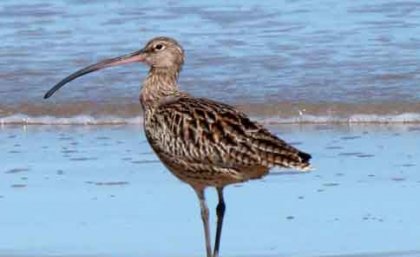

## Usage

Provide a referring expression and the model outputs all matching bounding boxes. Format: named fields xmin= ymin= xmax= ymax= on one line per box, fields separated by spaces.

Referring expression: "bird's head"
xmin=142 ymin=37 xmax=184 ymax=69
xmin=44 ymin=36 xmax=184 ymax=99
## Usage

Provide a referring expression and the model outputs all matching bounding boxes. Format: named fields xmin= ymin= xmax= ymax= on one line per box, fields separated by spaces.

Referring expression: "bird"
xmin=44 ymin=36 xmax=312 ymax=257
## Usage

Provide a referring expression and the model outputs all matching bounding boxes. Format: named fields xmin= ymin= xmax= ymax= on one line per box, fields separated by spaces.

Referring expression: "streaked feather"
xmin=144 ymin=96 xmax=311 ymax=187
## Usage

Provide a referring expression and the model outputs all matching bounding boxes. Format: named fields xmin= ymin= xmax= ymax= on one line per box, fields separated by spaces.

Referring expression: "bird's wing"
xmin=147 ymin=96 xmax=311 ymax=171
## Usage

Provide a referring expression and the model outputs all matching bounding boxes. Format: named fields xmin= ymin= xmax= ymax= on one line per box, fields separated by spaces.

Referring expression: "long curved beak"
xmin=44 ymin=49 xmax=146 ymax=99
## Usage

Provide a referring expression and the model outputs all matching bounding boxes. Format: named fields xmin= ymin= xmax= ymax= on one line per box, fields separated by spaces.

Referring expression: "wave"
xmin=1 ymin=101 xmax=419 ymax=125
xmin=1 ymin=113 xmax=419 ymax=125
xmin=0 ymin=114 xmax=141 ymax=125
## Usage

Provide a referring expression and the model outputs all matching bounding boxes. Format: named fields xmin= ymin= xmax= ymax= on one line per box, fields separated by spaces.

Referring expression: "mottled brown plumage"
xmin=145 ymin=96 xmax=310 ymax=187
xmin=139 ymin=38 xmax=310 ymax=189
xmin=44 ymin=36 xmax=312 ymax=257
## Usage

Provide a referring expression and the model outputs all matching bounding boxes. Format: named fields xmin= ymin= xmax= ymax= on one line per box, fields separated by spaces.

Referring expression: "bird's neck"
xmin=140 ymin=66 xmax=180 ymax=108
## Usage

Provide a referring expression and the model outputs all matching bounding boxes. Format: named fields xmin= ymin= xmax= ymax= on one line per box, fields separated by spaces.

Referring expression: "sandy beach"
xmin=1 ymin=0 xmax=419 ymax=256
xmin=1 ymin=124 xmax=419 ymax=257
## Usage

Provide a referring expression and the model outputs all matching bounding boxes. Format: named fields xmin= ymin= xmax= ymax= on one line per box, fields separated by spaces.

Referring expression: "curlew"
xmin=44 ymin=37 xmax=312 ymax=257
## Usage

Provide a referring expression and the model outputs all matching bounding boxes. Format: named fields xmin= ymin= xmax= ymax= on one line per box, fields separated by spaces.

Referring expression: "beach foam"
xmin=1 ymin=113 xmax=419 ymax=125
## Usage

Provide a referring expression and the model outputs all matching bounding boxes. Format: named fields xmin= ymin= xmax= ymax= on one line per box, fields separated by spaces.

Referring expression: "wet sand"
xmin=2 ymin=251 xmax=420 ymax=257
xmin=0 ymin=124 xmax=419 ymax=257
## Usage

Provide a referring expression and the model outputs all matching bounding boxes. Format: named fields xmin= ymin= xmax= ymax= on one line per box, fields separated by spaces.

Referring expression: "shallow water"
xmin=0 ymin=0 xmax=419 ymax=123
xmin=0 ymin=124 xmax=419 ymax=256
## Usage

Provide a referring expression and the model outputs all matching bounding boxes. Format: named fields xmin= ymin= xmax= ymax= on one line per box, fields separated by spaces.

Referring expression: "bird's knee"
xmin=201 ymin=205 xmax=209 ymax=220
xmin=216 ymin=201 xmax=225 ymax=217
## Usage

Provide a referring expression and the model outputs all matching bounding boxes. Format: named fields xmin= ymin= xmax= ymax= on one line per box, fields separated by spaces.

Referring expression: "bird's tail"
xmin=270 ymin=150 xmax=312 ymax=172
xmin=295 ymin=151 xmax=312 ymax=171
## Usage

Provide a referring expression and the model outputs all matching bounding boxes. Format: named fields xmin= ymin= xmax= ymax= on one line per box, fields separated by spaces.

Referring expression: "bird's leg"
xmin=213 ymin=187 xmax=226 ymax=257
xmin=195 ymin=188 xmax=212 ymax=257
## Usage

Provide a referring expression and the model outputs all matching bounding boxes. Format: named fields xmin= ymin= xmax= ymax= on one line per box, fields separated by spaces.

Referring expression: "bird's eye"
xmin=155 ymin=44 xmax=164 ymax=51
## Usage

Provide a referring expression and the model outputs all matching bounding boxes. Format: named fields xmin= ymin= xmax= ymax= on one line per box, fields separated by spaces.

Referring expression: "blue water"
xmin=0 ymin=124 xmax=419 ymax=256
xmin=0 ymin=0 xmax=419 ymax=123
xmin=1 ymin=2 xmax=419 ymax=256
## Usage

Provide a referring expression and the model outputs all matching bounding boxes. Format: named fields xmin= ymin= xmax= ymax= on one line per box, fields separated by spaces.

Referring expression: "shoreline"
xmin=1 ymin=113 xmax=420 ymax=125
